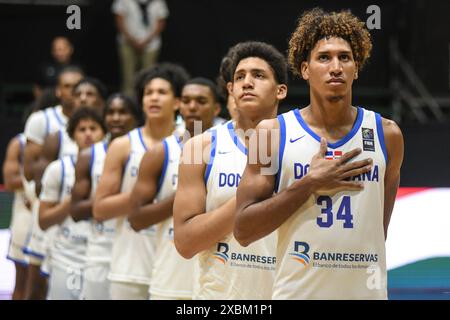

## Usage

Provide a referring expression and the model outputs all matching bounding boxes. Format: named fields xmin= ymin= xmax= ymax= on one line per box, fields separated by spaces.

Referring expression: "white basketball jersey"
xmin=13 ymin=134 xmax=29 ymax=215
xmin=44 ymin=105 xmax=68 ymax=136
xmin=197 ymin=121 xmax=277 ymax=300
xmin=150 ymin=134 xmax=195 ymax=299
xmin=85 ymin=141 xmax=115 ymax=267
xmin=273 ymin=107 xmax=387 ymax=300
xmin=50 ymin=156 xmax=91 ymax=270
xmin=57 ymin=129 xmax=78 ymax=159
xmin=108 ymin=127 xmax=157 ymax=285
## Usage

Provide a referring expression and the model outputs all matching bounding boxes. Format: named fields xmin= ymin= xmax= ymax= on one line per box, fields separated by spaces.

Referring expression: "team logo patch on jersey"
xmin=214 ymin=242 xmax=229 ymax=264
xmin=362 ymin=128 xmax=375 ymax=152
xmin=325 ymin=150 xmax=342 ymax=160
xmin=289 ymin=241 xmax=310 ymax=267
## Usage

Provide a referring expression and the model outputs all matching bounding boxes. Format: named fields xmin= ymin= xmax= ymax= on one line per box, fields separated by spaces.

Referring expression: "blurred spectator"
xmin=112 ymin=0 xmax=169 ymax=96
xmin=34 ymin=37 xmax=78 ymax=99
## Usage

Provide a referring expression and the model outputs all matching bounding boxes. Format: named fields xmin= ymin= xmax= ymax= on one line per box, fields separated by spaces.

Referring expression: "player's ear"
xmin=277 ymin=84 xmax=288 ymax=100
xmin=227 ymin=82 xmax=233 ymax=96
xmin=301 ymin=61 xmax=309 ymax=81
xmin=213 ymin=102 xmax=221 ymax=117
xmin=354 ymin=64 xmax=359 ymax=80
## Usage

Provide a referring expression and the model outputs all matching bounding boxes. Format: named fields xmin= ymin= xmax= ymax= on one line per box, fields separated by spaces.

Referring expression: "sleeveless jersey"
xmin=12 ymin=134 xmax=29 ymax=216
xmin=273 ymin=107 xmax=387 ymax=299
xmin=85 ymin=140 xmax=115 ymax=267
xmin=196 ymin=121 xmax=277 ymax=300
xmin=150 ymin=134 xmax=195 ymax=299
xmin=57 ymin=129 xmax=78 ymax=159
xmin=108 ymin=127 xmax=157 ymax=285
xmin=49 ymin=155 xmax=91 ymax=270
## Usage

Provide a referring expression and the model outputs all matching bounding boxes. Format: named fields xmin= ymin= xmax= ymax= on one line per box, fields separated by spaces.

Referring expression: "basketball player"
xmin=70 ymin=94 xmax=139 ymax=299
xmin=22 ymin=66 xmax=84 ymax=299
xmin=38 ymin=107 xmax=106 ymax=299
xmin=93 ymin=63 xmax=189 ymax=300
xmin=73 ymin=77 xmax=107 ymax=111
xmin=34 ymin=77 xmax=108 ymax=197
xmin=173 ymin=41 xmax=287 ymax=299
xmin=128 ymin=78 xmax=220 ymax=300
xmin=234 ymin=8 xmax=404 ymax=299
xmin=3 ymin=134 xmax=31 ymax=299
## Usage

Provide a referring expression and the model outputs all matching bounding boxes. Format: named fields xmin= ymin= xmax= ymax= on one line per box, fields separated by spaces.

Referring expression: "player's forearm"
xmin=23 ymin=154 xmax=36 ymax=181
xmin=70 ymin=198 xmax=93 ymax=222
xmin=383 ymin=176 xmax=400 ymax=240
xmin=4 ymin=174 xmax=23 ymax=191
xmin=39 ymin=201 xmax=70 ymax=230
xmin=93 ymin=192 xmax=132 ymax=222
xmin=33 ymin=160 xmax=50 ymax=197
xmin=175 ymin=199 xmax=235 ymax=259
xmin=129 ymin=195 xmax=174 ymax=231
xmin=235 ymin=175 xmax=316 ymax=247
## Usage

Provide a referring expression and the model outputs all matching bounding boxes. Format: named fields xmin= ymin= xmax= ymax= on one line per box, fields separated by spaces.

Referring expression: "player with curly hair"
xmin=93 ymin=63 xmax=189 ymax=299
xmin=234 ymin=8 xmax=404 ymax=299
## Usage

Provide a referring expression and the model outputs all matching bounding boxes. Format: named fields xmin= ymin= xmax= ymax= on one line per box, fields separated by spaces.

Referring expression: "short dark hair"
xmin=57 ymin=65 xmax=84 ymax=84
xmin=229 ymin=41 xmax=288 ymax=85
xmin=74 ymin=77 xmax=108 ymax=100
xmin=135 ymin=62 xmax=190 ymax=104
xmin=105 ymin=93 xmax=142 ymax=123
xmin=184 ymin=77 xmax=220 ymax=103
xmin=67 ymin=107 xmax=106 ymax=139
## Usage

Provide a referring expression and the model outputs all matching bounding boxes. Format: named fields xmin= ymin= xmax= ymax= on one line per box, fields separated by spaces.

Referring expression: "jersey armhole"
xmin=59 ymin=159 xmax=65 ymax=201
xmin=89 ymin=145 xmax=95 ymax=178
xmin=274 ymin=114 xmax=287 ymax=193
xmin=204 ymin=129 xmax=217 ymax=184
xmin=156 ymin=139 xmax=169 ymax=195
xmin=375 ymin=113 xmax=388 ymax=165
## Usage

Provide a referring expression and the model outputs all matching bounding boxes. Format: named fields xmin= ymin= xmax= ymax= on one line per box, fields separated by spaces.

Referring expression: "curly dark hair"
xmin=288 ymin=7 xmax=372 ymax=77
xmin=134 ymin=62 xmax=190 ymax=104
xmin=67 ymin=107 xmax=106 ymax=139
xmin=229 ymin=41 xmax=288 ymax=85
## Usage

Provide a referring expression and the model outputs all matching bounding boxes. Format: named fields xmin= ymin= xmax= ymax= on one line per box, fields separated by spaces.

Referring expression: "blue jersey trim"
xmin=274 ymin=114 xmax=287 ymax=193
xmin=293 ymin=107 xmax=364 ymax=149
xmin=70 ymin=155 xmax=76 ymax=167
xmin=138 ymin=127 xmax=148 ymax=151
xmin=52 ymin=107 xmax=64 ymax=126
xmin=59 ymin=159 xmax=65 ymax=200
xmin=103 ymin=141 xmax=108 ymax=152
xmin=6 ymin=255 xmax=29 ymax=267
xmin=89 ymin=145 xmax=95 ymax=178
xmin=204 ymin=129 xmax=217 ymax=184
xmin=175 ymin=133 xmax=183 ymax=149
xmin=227 ymin=121 xmax=247 ymax=155
xmin=375 ymin=113 xmax=388 ymax=164
xmin=156 ymin=139 xmax=169 ymax=194
xmin=22 ymin=247 xmax=45 ymax=260
xmin=39 ymin=270 xmax=50 ymax=278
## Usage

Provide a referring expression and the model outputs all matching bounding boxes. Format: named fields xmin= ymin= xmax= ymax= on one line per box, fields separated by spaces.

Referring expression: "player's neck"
xmin=143 ymin=117 xmax=174 ymax=141
xmin=61 ymin=104 xmax=73 ymax=118
xmin=308 ymin=93 xmax=355 ymax=128
xmin=234 ymin=108 xmax=277 ymax=132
